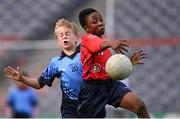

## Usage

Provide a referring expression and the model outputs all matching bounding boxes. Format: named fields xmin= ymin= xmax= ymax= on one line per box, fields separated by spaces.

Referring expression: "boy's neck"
xmin=87 ymin=32 xmax=104 ymax=38
xmin=63 ymin=48 xmax=76 ymax=56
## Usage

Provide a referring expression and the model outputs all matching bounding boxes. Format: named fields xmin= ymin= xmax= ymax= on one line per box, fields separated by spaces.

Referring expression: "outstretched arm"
xmin=4 ymin=66 xmax=42 ymax=89
xmin=100 ymin=40 xmax=129 ymax=54
xmin=130 ymin=50 xmax=147 ymax=65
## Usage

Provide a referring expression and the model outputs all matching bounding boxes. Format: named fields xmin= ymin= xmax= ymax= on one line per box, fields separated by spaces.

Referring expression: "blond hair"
xmin=54 ymin=18 xmax=78 ymax=35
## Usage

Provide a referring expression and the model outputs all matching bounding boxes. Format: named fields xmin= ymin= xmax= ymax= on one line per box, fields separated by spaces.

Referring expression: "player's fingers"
xmin=17 ymin=66 xmax=21 ymax=73
xmin=140 ymin=56 xmax=147 ymax=59
xmin=140 ymin=53 xmax=147 ymax=58
xmin=4 ymin=68 xmax=9 ymax=75
xmin=119 ymin=39 xmax=129 ymax=44
xmin=139 ymin=52 xmax=148 ymax=57
xmin=7 ymin=66 xmax=14 ymax=70
xmin=6 ymin=67 xmax=16 ymax=74
xmin=4 ymin=67 xmax=13 ymax=75
xmin=140 ymin=53 xmax=147 ymax=56
xmin=121 ymin=39 xmax=130 ymax=44
xmin=5 ymin=66 xmax=19 ymax=77
xmin=133 ymin=52 xmax=138 ymax=56
xmin=119 ymin=49 xmax=125 ymax=54
xmin=138 ymin=50 xmax=143 ymax=53
xmin=115 ymin=50 xmax=120 ymax=54
xmin=138 ymin=62 xmax=144 ymax=65
xmin=132 ymin=52 xmax=138 ymax=57
xmin=121 ymin=43 xmax=130 ymax=47
xmin=116 ymin=50 xmax=124 ymax=54
xmin=135 ymin=50 xmax=143 ymax=56
xmin=5 ymin=75 xmax=13 ymax=78
xmin=4 ymin=69 xmax=12 ymax=77
xmin=119 ymin=46 xmax=128 ymax=52
xmin=135 ymin=60 xmax=144 ymax=64
xmin=7 ymin=66 xmax=16 ymax=72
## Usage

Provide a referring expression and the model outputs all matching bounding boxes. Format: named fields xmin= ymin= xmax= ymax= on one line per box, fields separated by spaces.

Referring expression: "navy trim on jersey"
xmin=38 ymin=75 xmax=56 ymax=87
xmin=60 ymin=45 xmax=80 ymax=59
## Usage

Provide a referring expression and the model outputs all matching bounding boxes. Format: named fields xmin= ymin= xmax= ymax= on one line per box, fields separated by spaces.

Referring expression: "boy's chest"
xmin=58 ymin=54 xmax=82 ymax=73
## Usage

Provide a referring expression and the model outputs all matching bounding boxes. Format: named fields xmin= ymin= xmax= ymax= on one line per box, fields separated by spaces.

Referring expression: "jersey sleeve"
xmin=83 ymin=34 xmax=107 ymax=53
xmin=38 ymin=57 xmax=59 ymax=87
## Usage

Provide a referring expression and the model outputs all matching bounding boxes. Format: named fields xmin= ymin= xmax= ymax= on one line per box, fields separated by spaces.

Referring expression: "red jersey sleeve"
xmin=82 ymin=33 xmax=107 ymax=54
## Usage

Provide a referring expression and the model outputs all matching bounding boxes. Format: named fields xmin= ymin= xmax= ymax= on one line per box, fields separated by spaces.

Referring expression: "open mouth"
xmin=63 ymin=40 xmax=70 ymax=45
xmin=63 ymin=41 xmax=68 ymax=44
xmin=99 ymin=27 xmax=104 ymax=32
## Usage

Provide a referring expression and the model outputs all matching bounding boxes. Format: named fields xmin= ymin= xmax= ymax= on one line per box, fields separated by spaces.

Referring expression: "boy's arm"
xmin=4 ymin=66 xmax=42 ymax=89
xmin=21 ymin=75 xmax=41 ymax=89
xmin=100 ymin=40 xmax=129 ymax=54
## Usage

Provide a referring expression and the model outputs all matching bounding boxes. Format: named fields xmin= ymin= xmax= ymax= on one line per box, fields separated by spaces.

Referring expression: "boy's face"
xmin=85 ymin=11 xmax=105 ymax=37
xmin=55 ymin=26 xmax=77 ymax=50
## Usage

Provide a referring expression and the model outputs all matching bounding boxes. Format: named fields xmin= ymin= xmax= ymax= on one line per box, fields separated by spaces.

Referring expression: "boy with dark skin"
xmin=77 ymin=8 xmax=150 ymax=118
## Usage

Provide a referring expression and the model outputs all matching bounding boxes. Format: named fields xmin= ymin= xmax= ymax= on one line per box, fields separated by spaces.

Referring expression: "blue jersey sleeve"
xmin=38 ymin=57 xmax=59 ymax=87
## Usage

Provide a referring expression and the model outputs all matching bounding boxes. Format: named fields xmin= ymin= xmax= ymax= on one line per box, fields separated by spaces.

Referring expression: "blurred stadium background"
xmin=0 ymin=0 xmax=180 ymax=118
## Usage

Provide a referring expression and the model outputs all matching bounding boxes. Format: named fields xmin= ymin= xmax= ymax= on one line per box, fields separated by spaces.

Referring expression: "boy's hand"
xmin=111 ymin=40 xmax=129 ymax=54
xmin=4 ymin=66 xmax=23 ymax=81
xmin=130 ymin=50 xmax=147 ymax=65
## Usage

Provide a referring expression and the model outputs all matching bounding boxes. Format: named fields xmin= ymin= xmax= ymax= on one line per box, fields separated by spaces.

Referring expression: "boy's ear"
xmin=83 ymin=26 xmax=89 ymax=32
xmin=83 ymin=26 xmax=87 ymax=30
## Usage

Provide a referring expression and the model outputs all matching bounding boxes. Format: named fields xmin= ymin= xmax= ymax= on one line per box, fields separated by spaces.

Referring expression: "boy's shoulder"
xmin=51 ymin=56 xmax=60 ymax=60
xmin=49 ymin=56 xmax=61 ymax=62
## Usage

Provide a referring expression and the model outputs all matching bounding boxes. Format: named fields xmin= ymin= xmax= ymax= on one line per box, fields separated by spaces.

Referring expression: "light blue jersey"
xmin=7 ymin=86 xmax=38 ymax=115
xmin=38 ymin=45 xmax=83 ymax=100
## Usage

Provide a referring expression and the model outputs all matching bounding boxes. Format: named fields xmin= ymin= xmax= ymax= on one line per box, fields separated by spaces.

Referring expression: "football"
xmin=106 ymin=54 xmax=133 ymax=80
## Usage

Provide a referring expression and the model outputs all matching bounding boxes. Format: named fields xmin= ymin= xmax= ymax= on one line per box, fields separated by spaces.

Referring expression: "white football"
xmin=106 ymin=54 xmax=133 ymax=80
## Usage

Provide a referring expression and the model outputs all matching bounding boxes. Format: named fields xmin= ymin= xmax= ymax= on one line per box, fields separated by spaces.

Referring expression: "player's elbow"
xmin=33 ymin=84 xmax=43 ymax=89
xmin=34 ymin=86 xmax=41 ymax=89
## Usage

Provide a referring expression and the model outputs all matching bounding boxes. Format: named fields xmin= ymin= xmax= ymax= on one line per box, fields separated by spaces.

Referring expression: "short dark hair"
xmin=78 ymin=8 xmax=97 ymax=28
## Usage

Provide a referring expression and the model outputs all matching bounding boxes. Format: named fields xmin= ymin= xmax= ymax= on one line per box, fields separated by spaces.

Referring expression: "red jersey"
xmin=80 ymin=33 xmax=112 ymax=80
